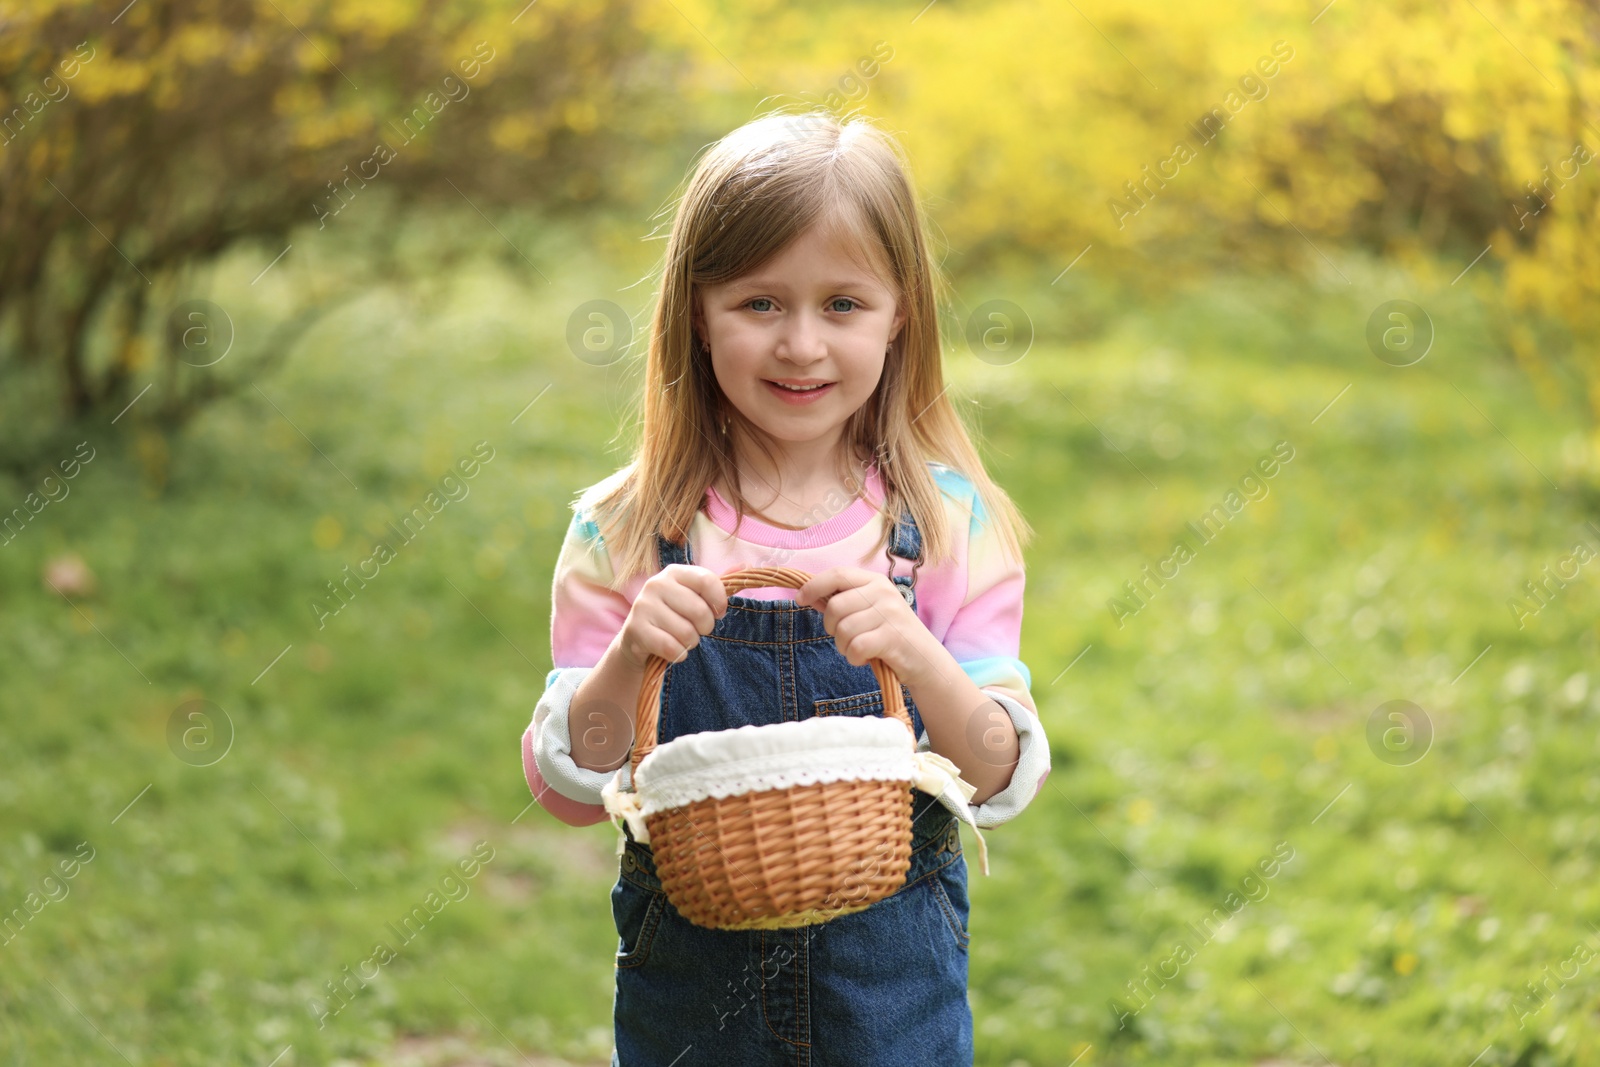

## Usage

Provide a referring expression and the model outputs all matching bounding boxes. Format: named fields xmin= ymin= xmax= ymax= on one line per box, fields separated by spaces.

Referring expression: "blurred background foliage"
xmin=3 ymin=2 xmax=1600 ymax=1065
xmin=0 ymin=0 xmax=676 ymax=457
xmin=3 ymin=0 xmax=1598 ymax=458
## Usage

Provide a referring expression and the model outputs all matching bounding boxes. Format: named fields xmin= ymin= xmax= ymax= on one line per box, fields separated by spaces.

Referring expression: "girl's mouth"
xmin=762 ymin=380 xmax=836 ymax=405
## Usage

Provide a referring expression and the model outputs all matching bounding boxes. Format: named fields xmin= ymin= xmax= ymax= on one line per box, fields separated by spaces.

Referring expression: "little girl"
xmin=521 ymin=109 xmax=1051 ymax=1066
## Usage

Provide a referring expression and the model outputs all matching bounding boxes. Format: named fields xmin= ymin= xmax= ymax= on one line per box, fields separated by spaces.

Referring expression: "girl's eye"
xmin=829 ymin=298 xmax=858 ymax=313
xmin=748 ymin=297 xmax=775 ymax=312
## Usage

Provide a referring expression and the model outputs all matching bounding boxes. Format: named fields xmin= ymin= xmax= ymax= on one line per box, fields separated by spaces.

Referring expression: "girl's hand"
xmin=796 ymin=567 xmax=941 ymax=685
xmin=614 ymin=564 xmax=729 ymax=671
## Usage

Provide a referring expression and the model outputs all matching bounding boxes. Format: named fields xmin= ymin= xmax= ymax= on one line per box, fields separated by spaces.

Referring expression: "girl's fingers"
xmin=843 ymin=628 xmax=892 ymax=669
xmin=800 ymin=568 xmax=883 ymax=621
xmin=844 ymin=621 xmax=897 ymax=666
xmin=637 ymin=620 xmax=697 ymax=665
xmin=820 ymin=586 xmax=887 ymax=635
xmin=685 ymin=566 xmax=730 ymax=618
xmin=659 ymin=564 xmax=728 ymax=623
xmin=797 ymin=567 xmax=854 ymax=607
xmin=657 ymin=605 xmax=707 ymax=656
xmin=831 ymin=611 xmax=870 ymax=649
xmin=657 ymin=575 xmax=720 ymax=636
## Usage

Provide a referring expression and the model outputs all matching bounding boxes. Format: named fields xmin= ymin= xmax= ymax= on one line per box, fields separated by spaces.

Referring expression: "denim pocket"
xmin=929 ymin=854 xmax=971 ymax=952
xmin=612 ymin=859 xmax=666 ymax=969
xmin=813 ymin=684 xmax=914 ymax=720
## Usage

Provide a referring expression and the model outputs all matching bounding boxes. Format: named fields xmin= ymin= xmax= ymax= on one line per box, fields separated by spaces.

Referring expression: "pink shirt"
xmin=522 ymin=460 xmax=1046 ymax=826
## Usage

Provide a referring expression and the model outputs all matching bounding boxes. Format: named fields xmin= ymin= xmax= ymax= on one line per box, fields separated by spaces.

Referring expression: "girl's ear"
xmin=889 ymin=307 xmax=907 ymax=344
xmin=691 ymin=293 xmax=708 ymax=349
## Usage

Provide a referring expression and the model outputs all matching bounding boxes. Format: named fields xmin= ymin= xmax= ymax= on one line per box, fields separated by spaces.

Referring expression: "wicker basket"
xmin=600 ymin=565 xmax=944 ymax=931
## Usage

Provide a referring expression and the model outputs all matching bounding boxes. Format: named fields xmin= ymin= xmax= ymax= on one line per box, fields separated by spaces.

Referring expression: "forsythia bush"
xmin=5 ymin=0 xmax=1595 ymax=449
xmin=650 ymin=0 xmax=1600 ymax=431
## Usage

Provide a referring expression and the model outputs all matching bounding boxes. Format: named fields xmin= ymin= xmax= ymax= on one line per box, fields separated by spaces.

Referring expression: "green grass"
xmin=1 ymin=224 xmax=1596 ymax=1066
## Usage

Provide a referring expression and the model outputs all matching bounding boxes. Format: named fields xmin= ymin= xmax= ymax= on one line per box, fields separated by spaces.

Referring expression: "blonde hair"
xmin=586 ymin=107 xmax=1033 ymax=587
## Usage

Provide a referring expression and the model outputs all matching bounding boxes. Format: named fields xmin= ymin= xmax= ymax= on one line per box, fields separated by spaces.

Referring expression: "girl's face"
xmin=695 ymin=220 xmax=905 ymax=457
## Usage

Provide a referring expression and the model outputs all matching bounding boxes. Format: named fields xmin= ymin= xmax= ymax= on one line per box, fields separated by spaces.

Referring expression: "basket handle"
xmin=628 ymin=566 xmax=913 ymax=777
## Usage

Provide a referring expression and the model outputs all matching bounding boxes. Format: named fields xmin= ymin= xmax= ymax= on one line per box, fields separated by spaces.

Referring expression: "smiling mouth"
xmin=761 ymin=379 xmax=838 ymax=405
xmin=765 ymin=381 xmax=834 ymax=393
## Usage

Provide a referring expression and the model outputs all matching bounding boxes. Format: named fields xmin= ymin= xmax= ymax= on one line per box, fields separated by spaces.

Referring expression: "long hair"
xmin=584 ymin=107 xmax=1033 ymax=587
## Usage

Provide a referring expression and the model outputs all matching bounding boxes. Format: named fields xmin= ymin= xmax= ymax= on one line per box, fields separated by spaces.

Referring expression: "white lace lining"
xmin=601 ymin=713 xmax=994 ymax=874
xmin=630 ymin=715 xmax=919 ymax=818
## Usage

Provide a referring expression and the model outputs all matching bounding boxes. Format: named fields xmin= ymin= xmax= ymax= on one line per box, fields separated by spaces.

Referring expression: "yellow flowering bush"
xmin=649 ymin=0 xmax=1599 ymax=429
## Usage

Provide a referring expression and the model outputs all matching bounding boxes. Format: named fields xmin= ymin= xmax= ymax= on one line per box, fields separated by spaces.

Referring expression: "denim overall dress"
xmin=608 ymin=508 xmax=974 ymax=1067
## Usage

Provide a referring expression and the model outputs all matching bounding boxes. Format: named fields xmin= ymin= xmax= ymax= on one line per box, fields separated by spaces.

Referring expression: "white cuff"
xmin=530 ymin=667 xmax=633 ymax=806
xmin=916 ymin=689 xmax=1049 ymax=829
xmin=537 ymin=672 xmax=1049 ymax=829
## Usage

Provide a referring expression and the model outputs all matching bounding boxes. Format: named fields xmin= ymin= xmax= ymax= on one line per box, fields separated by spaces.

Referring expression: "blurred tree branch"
xmin=0 ymin=0 xmax=684 ymax=448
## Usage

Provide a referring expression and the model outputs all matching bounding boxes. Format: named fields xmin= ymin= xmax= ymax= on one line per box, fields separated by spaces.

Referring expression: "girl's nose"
xmin=777 ymin=310 xmax=828 ymax=362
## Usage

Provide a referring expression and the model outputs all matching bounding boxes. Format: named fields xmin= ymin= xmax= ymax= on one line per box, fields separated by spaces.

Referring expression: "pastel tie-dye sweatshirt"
xmin=521 ymin=460 xmax=1051 ymax=830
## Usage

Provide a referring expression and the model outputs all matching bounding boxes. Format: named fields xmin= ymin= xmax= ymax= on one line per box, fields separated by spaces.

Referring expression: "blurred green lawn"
xmin=1 ymin=218 xmax=1596 ymax=1066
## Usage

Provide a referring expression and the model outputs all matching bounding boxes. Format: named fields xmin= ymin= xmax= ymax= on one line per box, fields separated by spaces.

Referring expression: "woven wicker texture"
xmin=628 ymin=566 xmax=917 ymax=930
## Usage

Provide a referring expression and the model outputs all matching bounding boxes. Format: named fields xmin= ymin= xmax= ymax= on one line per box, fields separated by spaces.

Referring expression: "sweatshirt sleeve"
xmin=521 ymin=505 xmax=637 ymax=826
xmin=916 ymin=476 xmax=1050 ymax=830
